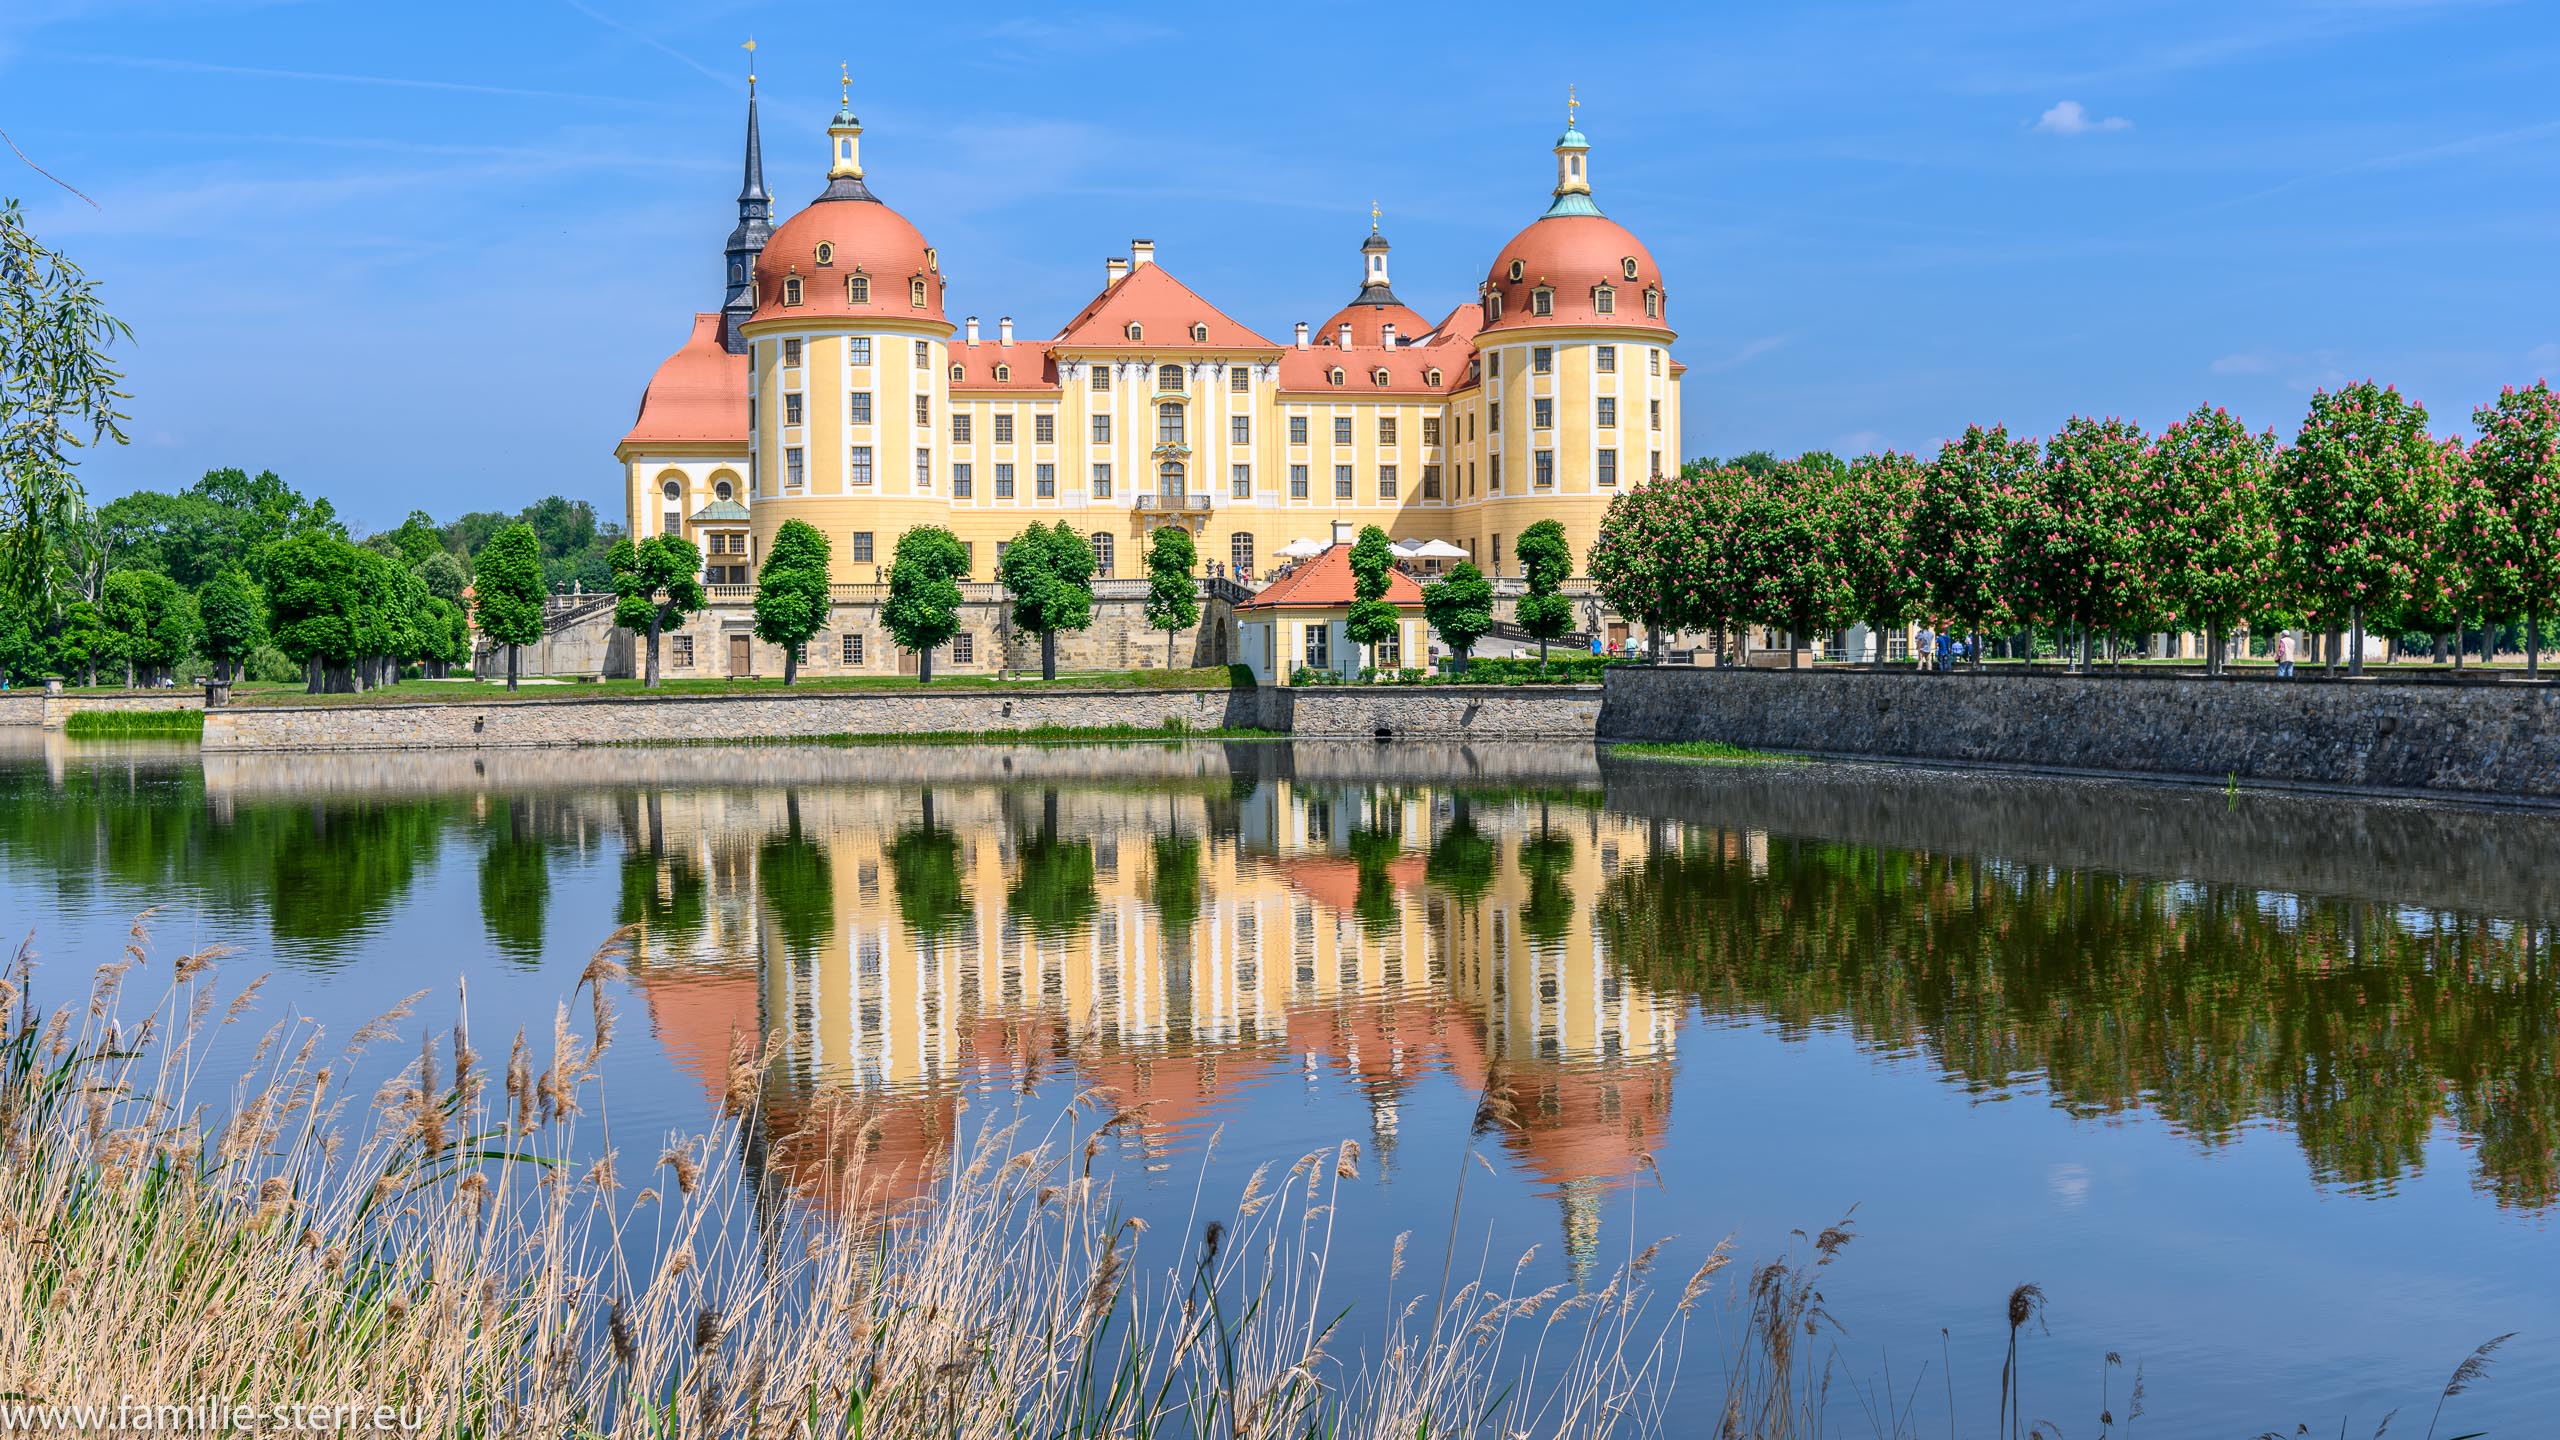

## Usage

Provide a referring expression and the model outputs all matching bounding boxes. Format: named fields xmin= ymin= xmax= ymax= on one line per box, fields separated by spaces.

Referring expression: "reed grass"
xmin=58 ymin=707 xmax=206 ymax=739
xmin=1607 ymin=740 xmax=1794 ymax=766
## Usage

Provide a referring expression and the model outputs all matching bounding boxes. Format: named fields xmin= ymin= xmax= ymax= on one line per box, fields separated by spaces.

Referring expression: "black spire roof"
xmin=719 ymin=81 xmax=772 ymax=354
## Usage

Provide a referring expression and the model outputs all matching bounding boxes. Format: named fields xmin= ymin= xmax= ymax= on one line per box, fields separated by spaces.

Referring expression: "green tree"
xmin=1006 ymin=791 xmax=1096 ymax=942
xmin=48 ymin=598 xmax=108 ymax=686
xmin=472 ymin=524 xmax=546 ymax=690
xmin=998 ymin=521 xmax=1096 ymax=681
xmin=758 ymin=813 xmax=836 ymax=963
xmin=1512 ymin=519 xmax=1576 ymax=673
xmin=1423 ymin=560 xmax=1495 ymax=676
xmin=412 ymin=549 xmax=467 ymax=605
xmin=2013 ymin=417 xmax=2149 ymax=669
xmin=2277 ymin=383 xmax=2451 ymax=676
xmin=98 ymin=568 xmax=195 ymax=686
xmin=478 ymin=803 xmax=550 ymax=966
xmin=416 ymin=594 xmax=470 ymax=678
xmin=752 ymin=519 xmax=832 ymax=685
xmin=2465 ymin=382 xmax=2560 ymax=677
xmin=1344 ymin=525 xmax=1401 ymax=678
xmin=262 ymin=532 xmax=398 ymax=693
xmin=2141 ymin=405 xmax=2279 ymax=674
xmin=1 ymin=199 xmax=130 ymax=615
xmin=1834 ymin=452 xmax=1925 ymax=664
xmin=1589 ymin=470 xmax=1721 ymax=657
xmin=1729 ymin=463 xmax=1849 ymax=669
xmin=1915 ymin=425 xmax=2032 ymax=667
xmin=608 ymin=533 xmax=706 ymax=689
xmin=884 ymin=525 xmax=968 ymax=682
xmin=1142 ymin=526 xmax=1198 ymax=668
xmin=890 ymin=795 xmax=972 ymax=945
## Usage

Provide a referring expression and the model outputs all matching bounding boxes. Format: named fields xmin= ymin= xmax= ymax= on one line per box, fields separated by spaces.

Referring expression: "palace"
xmin=616 ymin=71 xmax=1684 ymax=653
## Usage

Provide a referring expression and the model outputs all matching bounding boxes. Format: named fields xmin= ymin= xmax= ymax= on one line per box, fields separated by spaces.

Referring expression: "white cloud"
xmin=2527 ymin=342 xmax=2560 ymax=373
xmin=2211 ymin=352 xmax=2273 ymax=376
xmin=2033 ymin=100 xmax=2132 ymax=137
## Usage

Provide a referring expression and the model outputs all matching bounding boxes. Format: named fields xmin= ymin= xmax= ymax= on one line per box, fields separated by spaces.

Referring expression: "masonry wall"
xmin=1600 ymin=666 xmax=2560 ymax=799
xmin=0 ymin=690 xmax=207 ymax=729
xmin=1278 ymin=685 xmax=1603 ymax=740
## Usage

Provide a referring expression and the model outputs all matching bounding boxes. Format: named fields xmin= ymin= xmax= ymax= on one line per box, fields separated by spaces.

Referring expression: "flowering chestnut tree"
xmin=2275 ymin=382 xmax=2451 ymax=675
xmin=2010 ymin=416 xmax=2148 ymax=667
xmin=2465 ymin=381 xmax=2560 ymax=676
xmin=1833 ymin=452 xmax=1924 ymax=664
xmin=1914 ymin=425 xmax=2033 ymax=666
xmin=2140 ymin=405 xmax=2278 ymax=674
xmin=1729 ymin=461 xmax=1849 ymax=667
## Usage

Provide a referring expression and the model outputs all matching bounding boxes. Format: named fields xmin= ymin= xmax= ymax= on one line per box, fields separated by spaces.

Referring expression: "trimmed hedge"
xmin=1437 ymin=655 xmax=1635 ymax=685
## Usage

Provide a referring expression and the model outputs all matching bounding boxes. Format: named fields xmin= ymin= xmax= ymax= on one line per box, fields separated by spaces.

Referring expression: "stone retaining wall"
xmin=0 ymin=690 xmax=207 ymax=729
xmin=1278 ymin=685 xmax=1602 ymax=740
xmin=1601 ymin=666 xmax=2560 ymax=799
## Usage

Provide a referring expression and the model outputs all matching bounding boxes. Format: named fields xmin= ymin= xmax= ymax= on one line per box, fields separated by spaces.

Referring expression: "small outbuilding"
xmin=1234 ymin=532 xmax=1428 ymax=686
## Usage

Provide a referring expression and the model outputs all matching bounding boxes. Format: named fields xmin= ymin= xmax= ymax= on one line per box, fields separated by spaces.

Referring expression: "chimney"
xmin=1381 ymin=323 xmax=1397 ymax=347
xmin=1295 ymin=322 xmax=1310 ymax=349
xmin=999 ymin=315 xmax=1014 ymax=345
xmin=1130 ymin=238 xmax=1155 ymax=270
xmin=1106 ymin=256 xmax=1128 ymax=287
xmin=1337 ymin=322 xmax=1352 ymax=348
xmin=964 ymin=315 xmax=981 ymax=345
xmin=1331 ymin=520 xmax=1354 ymax=545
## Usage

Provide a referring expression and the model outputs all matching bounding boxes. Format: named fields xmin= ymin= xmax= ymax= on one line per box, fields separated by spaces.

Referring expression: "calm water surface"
xmin=2 ymin=733 xmax=2553 ymax=1429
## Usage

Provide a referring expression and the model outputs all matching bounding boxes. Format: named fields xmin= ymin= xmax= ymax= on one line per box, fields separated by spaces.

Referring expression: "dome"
xmin=750 ymin=188 xmax=947 ymax=327
xmin=1317 ymin=298 xmax=1430 ymax=349
xmin=1479 ymin=213 xmax=1665 ymax=336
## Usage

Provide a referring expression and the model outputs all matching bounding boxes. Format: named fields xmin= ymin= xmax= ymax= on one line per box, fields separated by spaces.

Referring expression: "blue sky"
xmin=4 ymin=0 xmax=2556 ymax=532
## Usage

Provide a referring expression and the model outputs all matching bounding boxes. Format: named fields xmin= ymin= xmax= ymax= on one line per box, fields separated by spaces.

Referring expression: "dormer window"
xmin=1622 ymin=257 xmax=1640 ymax=282
xmin=1372 ymin=368 xmax=1389 ymax=387
xmin=1190 ymin=322 xmax=1209 ymax=342
xmin=1593 ymin=285 xmax=1616 ymax=315
xmin=1531 ymin=287 xmax=1554 ymax=317
xmin=910 ymin=277 xmax=928 ymax=307
xmin=1126 ymin=322 xmax=1144 ymax=342
xmin=1645 ymin=288 xmax=1662 ymax=319
xmin=782 ymin=275 xmax=803 ymax=306
xmin=848 ymin=274 xmax=870 ymax=304
xmin=951 ymin=363 xmax=965 ymax=382
xmin=815 ymin=242 xmax=835 ymax=266
xmin=1508 ymin=259 xmax=1526 ymax=283
xmin=1425 ymin=367 xmax=1442 ymax=387
xmin=994 ymin=363 xmax=1011 ymax=382
xmin=1486 ymin=293 xmax=1503 ymax=321
xmin=926 ymin=247 xmax=938 ymax=272
xmin=1328 ymin=367 xmax=1345 ymax=386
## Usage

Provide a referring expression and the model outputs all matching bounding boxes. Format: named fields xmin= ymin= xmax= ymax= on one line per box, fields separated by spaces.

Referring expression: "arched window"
xmin=1231 ymin=531 xmax=1254 ymax=577
xmin=994 ymin=363 xmax=1011 ymax=382
xmin=1091 ymin=532 xmax=1114 ymax=577
xmin=1531 ymin=287 xmax=1554 ymax=317
xmin=951 ymin=363 xmax=965 ymax=382
xmin=782 ymin=276 xmax=803 ymax=305
xmin=910 ymin=277 xmax=928 ymax=307
xmin=847 ymin=274 xmax=870 ymax=303
xmin=1158 ymin=363 xmax=1184 ymax=392
xmin=1372 ymin=368 xmax=1389 ymax=387
xmin=1425 ymin=368 xmax=1442 ymax=387
xmin=815 ymin=242 xmax=835 ymax=265
xmin=1485 ymin=293 xmax=1503 ymax=321
xmin=1159 ymin=460 xmax=1186 ymax=498
xmin=1190 ymin=323 xmax=1209 ymax=342
xmin=660 ymin=477 xmax=682 ymax=500
xmin=1328 ymin=367 xmax=1345 ymax=386
xmin=1126 ymin=322 xmax=1144 ymax=342
xmin=1621 ymin=257 xmax=1640 ymax=281
xmin=1157 ymin=402 xmax=1185 ymax=446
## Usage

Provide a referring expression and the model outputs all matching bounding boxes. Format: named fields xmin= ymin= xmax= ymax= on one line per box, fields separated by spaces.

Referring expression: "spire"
xmin=1353 ymin=203 xmax=1398 ymax=305
xmin=1545 ymin=85 xmax=1603 ymax=219
xmin=719 ymin=40 xmax=773 ymax=353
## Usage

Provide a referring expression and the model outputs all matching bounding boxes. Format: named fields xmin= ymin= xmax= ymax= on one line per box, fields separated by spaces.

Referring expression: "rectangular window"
xmin=952 ymin=633 xmax=975 ymax=665
xmin=852 ymin=531 xmax=874 ymax=564
xmin=952 ymin=463 xmax=973 ymax=498
xmin=915 ymin=395 xmax=931 ymax=426
xmin=1333 ymin=464 xmax=1353 ymax=499
xmin=1231 ymin=365 xmax=1251 ymax=393
xmin=1035 ymin=413 xmax=1056 ymax=444
xmin=785 ymin=447 xmax=805 ymax=488
xmin=1303 ymin=623 xmax=1329 ymax=670
xmin=962 ymin=541 xmax=974 ymax=574
xmin=671 ymin=635 xmax=694 ymax=668
xmin=1231 ymin=463 xmax=1252 ymax=498
xmin=1377 ymin=628 xmax=1401 ymax=670
xmin=1091 ymin=464 xmax=1113 ymax=498
xmin=951 ymin=413 xmax=971 ymax=444
xmin=1486 ymin=351 xmax=1501 ymax=379
xmin=849 ymin=337 xmax=872 ymax=366
xmin=1157 ymin=405 xmax=1184 ymax=445
xmin=1377 ymin=465 xmax=1398 ymax=500
xmin=1036 ymin=463 xmax=1056 ymax=498
xmin=1492 ymin=533 xmax=1503 ymax=571
xmin=1650 ymin=348 xmax=1663 ymax=376
xmin=1595 ymin=288 xmax=1616 ymax=316
xmin=1423 ymin=464 xmax=1442 ymax=499
xmin=1533 ymin=346 xmax=1553 ymax=374
xmin=995 ymin=462 xmax=1015 ymax=499
xmin=1092 ymin=366 xmax=1111 ymax=392
xmin=783 ymin=338 xmax=802 ymax=367
xmin=841 ymin=633 xmax=864 ymax=665
xmin=784 ymin=392 xmax=804 ymax=425
xmin=1289 ymin=415 xmax=1308 ymax=445
xmin=1490 ymin=454 xmax=1503 ymax=492
xmin=1488 ymin=401 xmax=1501 ymax=431
xmin=1597 ymin=344 xmax=1617 ymax=373
xmin=1597 ymin=397 xmax=1617 ymax=428
xmin=993 ymin=413 xmax=1014 ymax=444
xmin=663 ymin=509 xmax=681 ymax=535
xmin=1379 ymin=417 xmax=1398 ymax=445
xmin=913 ymin=340 xmax=930 ymax=368
xmin=914 ymin=448 xmax=932 ymax=489
xmin=850 ymin=391 xmax=872 ymax=424
xmin=1534 ymin=398 xmax=1553 ymax=429
xmin=1091 ymin=414 xmax=1111 ymax=444
xmin=1532 ymin=290 xmax=1553 ymax=317
xmin=1534 ymin=450 xmax=1555 ymax=490
xmin=849 ymin=445 xmax=873 ymax=486
xmin=1650 ymin=449 xmax=1663 ymax=478
xmin=1651 ymin=399 xmax=1663 ymax=430
xmin=1423 ymin=416 xmax=1442 ymax=446
xmin=1598 ymin=448 xmax=1618 ymax=488
xmin=1290 ymin=464 xmax=1309 ymax=498
xmin=1230 ymin=415 xmax=1250 ymax=445
xmin=1332 ymin=416 xmax=1352 ymax=445
xmin=1232 ymin=532 xmax=1254 ymax=574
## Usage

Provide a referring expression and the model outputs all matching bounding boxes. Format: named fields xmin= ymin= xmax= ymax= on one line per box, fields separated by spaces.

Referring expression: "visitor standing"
xmin=2275 ymin=632 xmax=2294 ymax=679
xmin=1914 ymin=623 xmax=1934 ymax=672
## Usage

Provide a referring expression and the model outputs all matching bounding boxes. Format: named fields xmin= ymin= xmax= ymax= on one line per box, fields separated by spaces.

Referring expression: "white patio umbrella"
xmin=1277 ymin=537 xmax=1330 ymax=559
xmin=1407 ymin=539 xmax=1470 ymax=560
xmin=1390 ymin=538 xmax=1423 ymax=555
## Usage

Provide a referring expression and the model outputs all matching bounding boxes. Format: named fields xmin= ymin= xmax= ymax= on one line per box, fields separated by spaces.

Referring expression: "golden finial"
xmin=1567 ymin=84 xmax=1579 ymax=126
xmin=742 ymin=36 xmax=756 ymax=88
xmin=840 ymin=61 xmax=851 ymax=106
xmin=1370 ymin=200 xmax=1380 ymax=233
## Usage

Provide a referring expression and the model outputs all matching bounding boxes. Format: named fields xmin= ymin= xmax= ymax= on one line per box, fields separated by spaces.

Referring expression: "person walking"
xmin=2275 ymin=631 xmax=2294 ymax=679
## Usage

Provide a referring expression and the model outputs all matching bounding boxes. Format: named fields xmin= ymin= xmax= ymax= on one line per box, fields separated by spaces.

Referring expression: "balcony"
xmin=1135 ymin=492 xmax=1212 ymax=513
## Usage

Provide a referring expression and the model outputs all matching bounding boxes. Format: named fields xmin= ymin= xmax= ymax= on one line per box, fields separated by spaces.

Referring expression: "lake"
xmin=2 ymin=732 xmax=2551 ymax=1430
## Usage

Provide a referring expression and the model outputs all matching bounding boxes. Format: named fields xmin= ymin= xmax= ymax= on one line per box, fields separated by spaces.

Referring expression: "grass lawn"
xmin=1607 ymin=740 xmax=1796 ymax=765
xmin=224 ymin=664 xmax=1251 ymax=706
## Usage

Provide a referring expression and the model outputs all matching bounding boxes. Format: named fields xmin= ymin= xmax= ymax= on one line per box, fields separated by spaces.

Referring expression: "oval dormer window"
xmin=1622 ymin=257 xmax=1640 ymax=282
xmin=815 ymin=242 xmax=835 ymax=266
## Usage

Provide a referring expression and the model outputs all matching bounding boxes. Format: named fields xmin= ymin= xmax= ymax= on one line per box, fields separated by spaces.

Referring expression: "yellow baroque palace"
xmin=616 ymin=75 xmax=1684 ymax=594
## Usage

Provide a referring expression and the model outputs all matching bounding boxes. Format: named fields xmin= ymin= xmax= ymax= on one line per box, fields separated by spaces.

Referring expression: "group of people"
xmin=1909 ymin=623 xmax=1971 ymax=672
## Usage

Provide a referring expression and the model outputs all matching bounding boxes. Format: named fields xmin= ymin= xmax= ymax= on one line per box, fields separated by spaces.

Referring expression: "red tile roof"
xmin=1238 ymin=543 xmax=1426 ymax=610
xmin=948 ymin=340 xmax=1061 ymax=391
xmin=1053 ymin=262 xmax=1280 ymax=351
xmin=1314 ymin=298 xmax=1431 ymax=350
xmin=620 ymin=313 xmax=749 ymax=450
xmin=1277 ymin=342 xmax=1471 ymax=396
